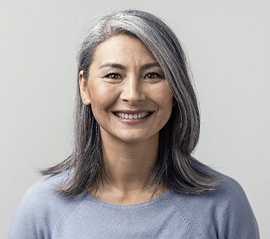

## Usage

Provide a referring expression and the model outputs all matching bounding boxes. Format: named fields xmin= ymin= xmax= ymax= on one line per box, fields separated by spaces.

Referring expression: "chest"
xmin=51 ymin=201 xmax=217 ymax=239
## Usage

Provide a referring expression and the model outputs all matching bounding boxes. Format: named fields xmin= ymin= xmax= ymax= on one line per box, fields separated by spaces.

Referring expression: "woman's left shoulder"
xmin=203 ymin=166 xmax=250 ymax=202
xmin=170 ymin=164 xmax=260 ymax=238
xmin=198 ymin=165 xmax=260 ymax=238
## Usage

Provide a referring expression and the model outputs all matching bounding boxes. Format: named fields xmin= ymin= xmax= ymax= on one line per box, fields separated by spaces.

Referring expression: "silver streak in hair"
xmin=42 ymin=10 xmax=219 ymax=197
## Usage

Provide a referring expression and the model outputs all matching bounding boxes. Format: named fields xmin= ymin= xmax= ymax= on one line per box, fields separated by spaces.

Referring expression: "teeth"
xmin=116 ymin=112 xmax=150 ymax=119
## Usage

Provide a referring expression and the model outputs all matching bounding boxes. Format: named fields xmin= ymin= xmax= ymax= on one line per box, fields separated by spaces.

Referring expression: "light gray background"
xmin=1 ymin=1 xmax=269 ymax=238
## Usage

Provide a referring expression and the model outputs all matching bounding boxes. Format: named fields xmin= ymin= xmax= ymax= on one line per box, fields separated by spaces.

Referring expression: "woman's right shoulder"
xmin=23 ymin=173 xmax=67 ymax=204
xmin=9 ymin=173 xmax=79 ymax=239
xmin=13 ymin=173 xmax=72 ymax=222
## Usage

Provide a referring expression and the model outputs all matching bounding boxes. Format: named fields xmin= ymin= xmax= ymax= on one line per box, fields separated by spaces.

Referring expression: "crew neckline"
xmin=84 ymin=189 xmax=172 ymax=209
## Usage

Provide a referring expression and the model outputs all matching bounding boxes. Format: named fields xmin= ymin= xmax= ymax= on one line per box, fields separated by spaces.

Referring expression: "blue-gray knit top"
xmin=9 ymin=168 xmax=259 ymax=239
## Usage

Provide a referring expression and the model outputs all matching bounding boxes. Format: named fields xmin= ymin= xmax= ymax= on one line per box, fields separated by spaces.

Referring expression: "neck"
xmin=89 ymin=134 xmax=166 ymax=204
xmin=101 ymin=136 xmax=159 ymax=191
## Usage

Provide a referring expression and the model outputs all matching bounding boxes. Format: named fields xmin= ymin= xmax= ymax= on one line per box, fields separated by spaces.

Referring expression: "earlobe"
xmin=79 ymin=70 xmax=91 ymax=105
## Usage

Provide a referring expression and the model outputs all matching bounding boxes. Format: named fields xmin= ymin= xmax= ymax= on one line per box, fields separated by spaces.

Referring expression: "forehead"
xmin=91 ymin=34 xmax=157 ymax=65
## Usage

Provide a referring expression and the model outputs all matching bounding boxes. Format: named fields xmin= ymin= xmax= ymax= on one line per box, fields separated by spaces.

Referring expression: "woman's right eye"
xmin=104 ymin=73 xmax=122 ymax=79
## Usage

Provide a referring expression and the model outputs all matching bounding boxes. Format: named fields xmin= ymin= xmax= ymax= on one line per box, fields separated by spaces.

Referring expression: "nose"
xmin=120 ymin=76 xmax=145 ymax=103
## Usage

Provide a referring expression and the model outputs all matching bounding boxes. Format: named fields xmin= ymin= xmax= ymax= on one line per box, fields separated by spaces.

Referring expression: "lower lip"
xmin=115 ymin=114 xmax=152 ymax=124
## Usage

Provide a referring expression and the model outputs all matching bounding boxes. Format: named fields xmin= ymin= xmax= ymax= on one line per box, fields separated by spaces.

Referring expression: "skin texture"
xmin=79 ymin=34 xmax=173 ymax=204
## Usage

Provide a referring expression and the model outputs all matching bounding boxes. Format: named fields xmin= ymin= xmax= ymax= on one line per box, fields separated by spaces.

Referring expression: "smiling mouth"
xmin=114 ymin=112 xmax=152 ymax=119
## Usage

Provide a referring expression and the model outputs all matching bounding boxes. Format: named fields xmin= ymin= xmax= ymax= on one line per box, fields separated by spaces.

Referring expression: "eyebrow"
xmin=99 ymin=62 xmax=161 ymax=71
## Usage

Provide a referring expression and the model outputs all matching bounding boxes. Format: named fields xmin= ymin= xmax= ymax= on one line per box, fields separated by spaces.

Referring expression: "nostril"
xmin=120 ymin=87 xmax=145 ymax=102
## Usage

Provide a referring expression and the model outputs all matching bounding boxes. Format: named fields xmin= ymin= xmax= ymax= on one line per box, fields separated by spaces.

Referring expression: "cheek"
xmin=89 ymin=82 xmax=109 ymax=97
xmin=158 ymin=91 xmax=173 ymax=119
xmin=154 ymin=86 xmax=173 ymax=108
xmin=89 ymin=84 xmax=117 ymax=110
xmin=162 ymin=99 xmax=173 ymax=119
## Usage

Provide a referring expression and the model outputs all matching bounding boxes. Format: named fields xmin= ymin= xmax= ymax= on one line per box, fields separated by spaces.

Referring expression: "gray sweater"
xmin=9 ymin=169 xmax=259 ymax=238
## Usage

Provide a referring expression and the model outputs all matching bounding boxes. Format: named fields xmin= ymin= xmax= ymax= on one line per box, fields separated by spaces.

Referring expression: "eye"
xmin=104 ymin=73 xmax=122 ymax=79
xmin=144 ymin=72 xmax=163 ymax=79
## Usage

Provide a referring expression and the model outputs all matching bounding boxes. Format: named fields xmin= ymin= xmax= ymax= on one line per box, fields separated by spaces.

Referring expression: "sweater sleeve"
xmin=8 ymin=186 xmax=45 ymax=239
xmin=216 ymin=177 xmax=260 ymax=239
xmin=8 ymin=176 xmax=61 ymax=239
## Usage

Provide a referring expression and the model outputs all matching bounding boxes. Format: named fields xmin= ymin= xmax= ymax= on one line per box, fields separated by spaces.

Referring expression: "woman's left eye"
xmin=144 ymin=72 xmax=162 ymax=79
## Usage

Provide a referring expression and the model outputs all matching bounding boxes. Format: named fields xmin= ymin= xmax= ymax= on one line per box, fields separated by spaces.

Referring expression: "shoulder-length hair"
xmin=42 ymin=9 xmax=219 ymax=197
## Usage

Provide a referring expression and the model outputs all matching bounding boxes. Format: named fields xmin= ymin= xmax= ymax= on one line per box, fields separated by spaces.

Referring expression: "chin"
xmin=117 ymin=133 xmax=159 ymax=145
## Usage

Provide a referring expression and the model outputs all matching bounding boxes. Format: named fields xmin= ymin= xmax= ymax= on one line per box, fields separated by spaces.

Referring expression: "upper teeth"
xmin=116 ymin=112 xmax=150 ymax=119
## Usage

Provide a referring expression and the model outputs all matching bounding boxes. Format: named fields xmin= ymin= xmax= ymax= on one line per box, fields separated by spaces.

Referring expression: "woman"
xmin=9 ymin=10 xmax=259 ymax=238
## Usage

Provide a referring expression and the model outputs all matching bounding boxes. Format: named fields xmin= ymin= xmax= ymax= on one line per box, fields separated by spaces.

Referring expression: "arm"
xmin=218 ymin=178 xmax=260 ymax=239
xmin=8 ymin=187 xmax=45 ymax=239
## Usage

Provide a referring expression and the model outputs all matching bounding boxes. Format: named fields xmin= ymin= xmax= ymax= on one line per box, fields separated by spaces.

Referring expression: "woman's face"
xmin=79 ymin=34 xmax=173 ymax=145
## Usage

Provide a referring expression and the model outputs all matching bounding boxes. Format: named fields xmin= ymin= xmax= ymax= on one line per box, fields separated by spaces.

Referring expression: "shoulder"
xmin=170 ymin=168 xmax=250 ymax=216
xmin=205 ymin=166 xmax=248 ymax=200
xmin=9 ymin=173 xmax=85 ymax=239
xmin=19 ymin=173 xmax=70 ymax=211
xmin=191 ymin=162 xmax=252 ymax=203
xmin=25 ymin=173 xmax=67 ymax=198
xmin=194 ymin=165 xmax=256 ymax=220
xmin=170 ymin=166 xmax=260 ymax=238
xmin=209 ymin=169 xmax=260 ymax=237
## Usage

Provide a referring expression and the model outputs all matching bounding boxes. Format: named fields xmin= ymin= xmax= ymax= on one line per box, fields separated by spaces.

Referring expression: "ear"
xmin=79 ymin=70 xmax=91 ymax=105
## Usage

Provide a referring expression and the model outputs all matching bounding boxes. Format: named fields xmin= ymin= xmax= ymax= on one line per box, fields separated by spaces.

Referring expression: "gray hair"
xmin=42 ymin=10 xmax=219 ymax=197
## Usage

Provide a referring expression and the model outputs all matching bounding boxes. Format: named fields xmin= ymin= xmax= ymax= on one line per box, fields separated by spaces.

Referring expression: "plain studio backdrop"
xmin=1 ymin=1 xmax=269 ymax=238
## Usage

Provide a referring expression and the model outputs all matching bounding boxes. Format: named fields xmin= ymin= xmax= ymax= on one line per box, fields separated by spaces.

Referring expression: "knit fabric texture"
xmin=9 ymin=167 xmax=260 ymax=239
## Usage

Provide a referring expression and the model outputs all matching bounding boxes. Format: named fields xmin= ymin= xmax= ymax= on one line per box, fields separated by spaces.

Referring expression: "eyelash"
xmin=144 ymin=72 xmax=163 ymax=79
xmin=102 ymin=72 xmax=164 ymax=80
xmin=103 ymin=73 xmax=122 ymax=79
